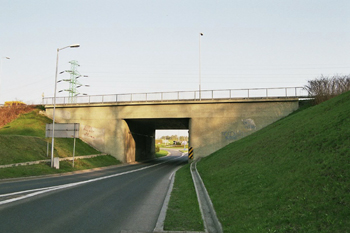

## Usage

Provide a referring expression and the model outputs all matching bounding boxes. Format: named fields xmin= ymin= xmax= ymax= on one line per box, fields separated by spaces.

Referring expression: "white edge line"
xmin=0 ymin=157 xmax=182 ymax=206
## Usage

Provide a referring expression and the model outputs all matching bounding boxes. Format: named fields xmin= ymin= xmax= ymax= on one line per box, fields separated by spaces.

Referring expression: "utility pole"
xmin=59 ymin=60 xmax=88 ymax=103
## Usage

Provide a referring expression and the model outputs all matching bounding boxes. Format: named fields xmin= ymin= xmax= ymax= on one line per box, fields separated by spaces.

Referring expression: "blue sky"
xmin=0 ymin=0 xmax=349 ymax=104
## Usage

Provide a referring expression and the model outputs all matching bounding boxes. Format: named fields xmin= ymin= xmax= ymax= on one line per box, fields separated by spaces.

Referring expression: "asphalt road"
xmin=0 ymin=150 xmax=187 ymax=233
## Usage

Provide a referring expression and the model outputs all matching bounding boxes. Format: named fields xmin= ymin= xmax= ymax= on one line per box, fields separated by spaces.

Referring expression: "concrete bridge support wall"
xmin=188 ymin=101 xmax=298 ymax=158
xmin=45 ymin=98 xmax=299 ymax=163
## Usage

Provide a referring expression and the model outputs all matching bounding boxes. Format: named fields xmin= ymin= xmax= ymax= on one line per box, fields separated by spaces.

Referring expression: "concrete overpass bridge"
xmin=44 ymin=87 xmax=307 ymax=163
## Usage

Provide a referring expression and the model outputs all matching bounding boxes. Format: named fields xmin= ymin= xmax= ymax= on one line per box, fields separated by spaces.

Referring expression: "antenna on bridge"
xmin=58 ymin=60 xmax=89 ymax=103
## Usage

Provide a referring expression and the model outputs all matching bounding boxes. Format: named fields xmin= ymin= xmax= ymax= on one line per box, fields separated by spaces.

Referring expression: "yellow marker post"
xmin=188 ymin=147 xmax=194 ymax=160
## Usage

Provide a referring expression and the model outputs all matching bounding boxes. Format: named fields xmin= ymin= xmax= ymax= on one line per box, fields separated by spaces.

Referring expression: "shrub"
xmin=0 ymin=105 xmax=35 ymax=128
xmin=304 ymin=74 xmax=350 ymax=104
xmin=4 ymin=101 xmax=26 ymax=106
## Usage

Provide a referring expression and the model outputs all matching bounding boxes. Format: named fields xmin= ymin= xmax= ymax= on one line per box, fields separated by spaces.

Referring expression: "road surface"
xmin=0 ymin=151 xmax=187 ymax=233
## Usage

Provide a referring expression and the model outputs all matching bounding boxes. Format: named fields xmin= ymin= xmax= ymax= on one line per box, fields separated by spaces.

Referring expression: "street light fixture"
xmin=51 ymin=44 xmax=80 ymax=168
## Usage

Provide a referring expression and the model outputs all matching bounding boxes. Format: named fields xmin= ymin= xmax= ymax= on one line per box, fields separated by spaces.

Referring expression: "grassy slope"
xmin=0 ymin=109 xmax=103 ymax=164
xmin=0 ymin=109 xmax=51 ymax=137
xmin=0 ymin=109 xmax=121 ymax=179
xmin=197 ymin=91 xmax=350 ymax=232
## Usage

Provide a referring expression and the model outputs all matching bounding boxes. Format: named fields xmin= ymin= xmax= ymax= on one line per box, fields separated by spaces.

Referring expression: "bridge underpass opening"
xmin=124 ymin=118 xmax=190 ymax=162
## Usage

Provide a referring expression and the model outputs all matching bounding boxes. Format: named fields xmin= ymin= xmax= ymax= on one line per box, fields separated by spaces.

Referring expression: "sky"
xmin=0 ymin=0 xmax=349 ymax=105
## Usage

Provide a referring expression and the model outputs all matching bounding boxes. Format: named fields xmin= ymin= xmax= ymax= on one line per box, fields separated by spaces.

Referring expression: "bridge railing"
xmin=43 ymin=87 xmax=308 ymax=105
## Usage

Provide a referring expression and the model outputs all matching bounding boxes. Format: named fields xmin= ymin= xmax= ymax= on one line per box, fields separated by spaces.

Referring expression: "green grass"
xmin=0 ymin=110 xmax=101 ymax=165
xmin=0 ymin=109 xmax=51 ymax=137
xmin=166 ymin=92 xmax=350 ymax=232
xmin=0 ymin=135 xmax=48 ymax=164
xmin=164 ymin=164 xmax=204 ymax=231
xmin=0 ymin=135 xmax=101 ymax=165
xmin=195 ymin=91 xmax=350 ymax=232
xmin=155 ymin=149 xmax=169 ymax=158
xmin=0 ymin=155 xmax=121 ymax=179
xmin=0 ymin=109 xmax=120 ymax=179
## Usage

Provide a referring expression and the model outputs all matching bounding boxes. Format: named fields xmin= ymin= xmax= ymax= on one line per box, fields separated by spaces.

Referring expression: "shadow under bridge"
xmin=124 ymin=118 xmax=190 ymax=162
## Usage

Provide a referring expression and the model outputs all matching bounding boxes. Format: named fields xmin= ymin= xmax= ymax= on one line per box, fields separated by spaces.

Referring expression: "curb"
xmin=154 ymin=157 xmax=222 ymax=233
xmin=153 ymin=166 xmax=205 ymax=233
xmin=0 ymin=154 xmax=107 ymax=169
xmin=153 ymin=168 xmax=178 ymax=232
xmin=190 ymin=159 xmax=223 ymax=233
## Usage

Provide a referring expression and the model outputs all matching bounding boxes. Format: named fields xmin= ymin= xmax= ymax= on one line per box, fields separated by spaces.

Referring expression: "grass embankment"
xmin=0 ymin=108 xmax=121 ymax=179
xmin=197 ymin=92 xmax=350 ymax=232
xmin=166 ymin=92 xmax=350 ymax=232
xmin=164 ymin=163 xmax=204 ymax=231
xmin=0 ymin=105 xmax=35 ymax=127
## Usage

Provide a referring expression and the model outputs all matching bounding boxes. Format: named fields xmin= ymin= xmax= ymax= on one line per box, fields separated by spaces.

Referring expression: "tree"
xmin=304 ymin=74 xmax=350 ymax=104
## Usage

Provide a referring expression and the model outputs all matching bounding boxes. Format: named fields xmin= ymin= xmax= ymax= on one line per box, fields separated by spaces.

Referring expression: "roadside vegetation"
xmin=166 ymin=88 xmax=350 ymax=232
xmin=155 ymin=149 xmax=168 ymax=158
xmin=164 ymin=163 xmax=204 ymax=231
xmin=197 ymin=90 xmax=350 ymax=232
xmin=0 ymin=104 xmax=35 ymax=128
xmin=0 ymin=106 xmax=121 ymax=179
xmin=304 ymin=74 xmax=350 ymax=105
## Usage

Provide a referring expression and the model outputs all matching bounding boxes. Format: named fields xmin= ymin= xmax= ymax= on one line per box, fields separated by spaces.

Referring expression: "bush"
xmin=4 ymin=101 xmax=26 ymax=106
xmin=35 ymin=105 xmax=46 ymax=111
xmin=0 ymin=105 xmax=35 ymax=128
xmin=304 ymin=74 xmax=350 ymax=104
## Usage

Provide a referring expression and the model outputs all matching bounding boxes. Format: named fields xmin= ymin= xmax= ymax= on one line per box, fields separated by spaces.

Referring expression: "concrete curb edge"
xmin=154 ymin=167 xmax=179 ymax=232
xmin=190 ymin=159 xmax=223 ymax=233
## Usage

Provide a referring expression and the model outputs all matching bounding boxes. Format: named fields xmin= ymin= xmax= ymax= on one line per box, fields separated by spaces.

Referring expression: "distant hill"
xmin=198 ymin=91 xmax=350 ymax=232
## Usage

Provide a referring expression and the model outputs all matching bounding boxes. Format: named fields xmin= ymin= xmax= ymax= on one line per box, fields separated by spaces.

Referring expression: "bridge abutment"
xmin=45 ymin=98 xmax=299 ymax=163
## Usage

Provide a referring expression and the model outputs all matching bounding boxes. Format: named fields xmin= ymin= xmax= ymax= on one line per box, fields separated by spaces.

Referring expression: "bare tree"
xmin=304 ymin=74 xmax=350 ymax=104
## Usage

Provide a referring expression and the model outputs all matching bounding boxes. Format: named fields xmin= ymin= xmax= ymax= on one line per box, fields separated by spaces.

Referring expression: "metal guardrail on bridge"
xmin=43 ymin=87 xmax=308 ymax=105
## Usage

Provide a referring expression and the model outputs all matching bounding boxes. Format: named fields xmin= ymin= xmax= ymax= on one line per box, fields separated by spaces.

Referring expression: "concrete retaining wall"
xmin=45 ymin=98 xmax=299 ymax=163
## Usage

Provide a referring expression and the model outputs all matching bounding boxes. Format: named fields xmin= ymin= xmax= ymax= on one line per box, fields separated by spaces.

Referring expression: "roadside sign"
xmin=46 ymin=123 xmax=80 ymax=168
xmin=46 ymin=123 xmax=79 ymax=138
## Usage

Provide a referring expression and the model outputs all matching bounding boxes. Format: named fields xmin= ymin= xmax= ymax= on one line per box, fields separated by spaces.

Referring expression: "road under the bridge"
xmin=125 ymin=118 xmax=189 ymax=161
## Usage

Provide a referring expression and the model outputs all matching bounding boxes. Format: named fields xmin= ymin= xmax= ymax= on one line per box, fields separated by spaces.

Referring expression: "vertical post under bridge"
xmin=188 ymin=147 xmax=194 ymax=161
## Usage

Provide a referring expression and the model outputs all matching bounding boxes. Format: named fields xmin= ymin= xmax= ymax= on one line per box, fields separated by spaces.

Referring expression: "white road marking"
xmin=0 ymin=156 xmax=182 ymax=206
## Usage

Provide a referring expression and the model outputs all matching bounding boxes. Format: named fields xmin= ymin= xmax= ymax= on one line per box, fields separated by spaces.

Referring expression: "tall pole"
xmin=51 ymin=48 xmax=60 ymax=167
xmin=199 ymin=33 xmax=203 ymax=101
xmin=51 ymin=44 xmax=80 ymax=167
xmin=0 ymin=57 xmax=10 ymax=104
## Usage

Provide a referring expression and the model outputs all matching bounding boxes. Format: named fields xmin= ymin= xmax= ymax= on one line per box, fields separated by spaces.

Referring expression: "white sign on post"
xmin=46 ymin=123 xmax=80 ymax=138
xmin=46 ymin=123 xmax=80 ymax=168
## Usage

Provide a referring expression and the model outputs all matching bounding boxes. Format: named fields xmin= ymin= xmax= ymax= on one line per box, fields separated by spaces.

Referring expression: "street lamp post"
xmin=51 ymin=44 xmax=80 ymax=167
xmin=0 ymin=57 xmax=10 ymax=104
xmin=199 ymin=33 xmax=203 ymax=100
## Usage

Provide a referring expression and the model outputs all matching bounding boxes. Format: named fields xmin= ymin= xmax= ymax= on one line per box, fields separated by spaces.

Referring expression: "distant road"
xmin=0 ymin=151 xmax=187 ymax=233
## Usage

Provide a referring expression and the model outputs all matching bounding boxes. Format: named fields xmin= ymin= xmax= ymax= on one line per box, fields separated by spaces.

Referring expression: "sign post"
xmin=46 ymin=123 xmax=80 ymax=169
